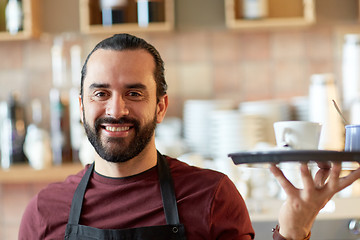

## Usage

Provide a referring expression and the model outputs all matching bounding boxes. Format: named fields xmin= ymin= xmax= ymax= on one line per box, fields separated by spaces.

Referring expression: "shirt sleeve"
xmin=209 ymin=175 xmax=255 ymax=240
xmin=18 ymin=195 xmax=42 ymax=240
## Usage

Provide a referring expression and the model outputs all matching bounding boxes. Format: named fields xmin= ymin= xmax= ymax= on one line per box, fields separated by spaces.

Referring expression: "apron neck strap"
xmin=67 ymin=162 xmax=94 ymax=225
xmin=157 ymin=151 xmax=180 ymax=225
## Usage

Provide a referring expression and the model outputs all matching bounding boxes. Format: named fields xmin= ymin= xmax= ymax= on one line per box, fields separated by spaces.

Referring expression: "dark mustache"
xmin=96 ymin=116 xmax=138 ymax=125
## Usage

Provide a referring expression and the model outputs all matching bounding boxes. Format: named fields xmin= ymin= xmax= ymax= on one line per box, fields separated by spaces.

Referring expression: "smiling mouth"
xmin=103 ymin=126 xmax=131 ymax=132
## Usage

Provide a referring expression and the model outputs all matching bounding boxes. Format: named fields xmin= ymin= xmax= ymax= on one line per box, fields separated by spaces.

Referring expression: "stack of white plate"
xmin=290 ymin=96 xmax=309 ymax=121
xmin=183 ymin=100 xmax=234 ymax=157
xmin=209 ymin=110 xmax=266 ymax=159
xmin=238 ymin=99 xmax=291 ymax=145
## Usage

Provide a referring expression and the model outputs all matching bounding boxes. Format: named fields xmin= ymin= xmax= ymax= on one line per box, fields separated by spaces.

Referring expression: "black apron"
xmin=64 ymin=152 xmax=187 ymax=240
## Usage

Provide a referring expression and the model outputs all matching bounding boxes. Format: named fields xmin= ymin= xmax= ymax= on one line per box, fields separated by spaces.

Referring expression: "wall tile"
xmin=272 ymin=60 xmax=308 ymax=98
xmin=209 ymin=31 xmax=242 ymax=63
xmin=164 ymin=63 xmax=180 ymax=97
xmin=147 ymin=33 xmax=178 ymax=63
xmin=176 ymin=31 xmax=211 ymax=62
xmin=0 ymin=41 xmax=23 ymax=70
xmin=304 ymin=27 xmax=334 ymax=61
xmin=271 ymin=31 xmax=306 ymax=60
xmin=178 ymin=62 xmax=213 ymax=99
xmin=23 ymin=40 xmax=52 ymax=71
xmin=241 ymin=61 xmax=273 ymax=101
xmin=305 ymin=59 xmax=335 ymax=77
xmin=213 ymin=62 xmax=242 ymax=101
xmin=239 ymin=32 xmax=271 ymax=61
xmin=166 ymin=95 xmax=185 ymax=118
xmin=0 ymin=71 xmax=26 ymax=102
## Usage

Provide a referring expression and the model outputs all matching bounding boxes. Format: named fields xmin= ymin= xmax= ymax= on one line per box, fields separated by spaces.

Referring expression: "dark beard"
xmin=83 ymin=112 xmax=157 ymax=163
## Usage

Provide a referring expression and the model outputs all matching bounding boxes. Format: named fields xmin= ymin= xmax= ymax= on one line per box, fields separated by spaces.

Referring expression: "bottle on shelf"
xmin=0 ymin=93 xmax=27 ymax=169
xmin=308 ymin=73 xmax=344 ymax=151
xmin=242 ymin=0 xmax=268 ymax=19
xmin=50 ymin=39 xmax=72 ymax=165
xmin=99 ymin=0 xmax=128 ymax=26
xmin=23 ymin=99 xmax=52 ymax=169
xmin=68 ymin=41 xmax=96 ymax=166
xmin=137 ymin=0 xmax=163 ymax=27
xmin=69 ymin=44 xmax=86 ymax=163
xmin=5 ymin=0 xmax=23 ymax=34
xmin=342 ymin=34 xmax=360 ymax=122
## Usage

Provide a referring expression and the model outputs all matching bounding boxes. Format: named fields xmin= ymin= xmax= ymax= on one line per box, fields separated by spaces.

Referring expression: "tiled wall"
xmin=148 ymin=27 xmax=337 ymax=117
xmin=0 ymin=25 xmax=351 ymax=237
xmin=0 ymin=26 xmax=341 ymax=127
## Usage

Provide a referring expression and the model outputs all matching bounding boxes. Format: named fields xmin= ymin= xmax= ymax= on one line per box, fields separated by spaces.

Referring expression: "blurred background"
xmin=1 ymin=0 xmax=360 ymax=239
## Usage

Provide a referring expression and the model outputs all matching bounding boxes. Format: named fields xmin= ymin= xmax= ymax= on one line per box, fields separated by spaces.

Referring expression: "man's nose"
xmin=105 ymin=95 xmax=129 ymax=118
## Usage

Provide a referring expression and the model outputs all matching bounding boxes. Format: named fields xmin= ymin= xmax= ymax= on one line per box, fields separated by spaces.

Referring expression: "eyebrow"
xmin=88 ymin=83 xmax=147 ymax=90
xmin=126 ymin=83 xmax=147 ymax=90
xmin=89 ymin=83 xmax=110 ymax=89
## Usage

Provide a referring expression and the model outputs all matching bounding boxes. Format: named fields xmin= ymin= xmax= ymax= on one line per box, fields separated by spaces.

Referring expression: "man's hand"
xmin=270 ymin=162 xmax=360 ymax=240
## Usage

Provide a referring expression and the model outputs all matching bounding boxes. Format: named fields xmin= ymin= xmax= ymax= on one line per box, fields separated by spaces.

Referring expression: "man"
xmin=19 ymin=33 xmax=360 ymax=239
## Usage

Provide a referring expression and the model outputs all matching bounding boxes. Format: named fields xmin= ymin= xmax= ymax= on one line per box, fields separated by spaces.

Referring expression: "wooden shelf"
xmin=0 ymin=163 xmax=84 ymax=184
xmin=0 ymin=0 xmax=41 ymax=41
xmin=79 ymin=0 xmax=174 ymax=34
xmin=225 ymin=0 xmax=316 ymax=30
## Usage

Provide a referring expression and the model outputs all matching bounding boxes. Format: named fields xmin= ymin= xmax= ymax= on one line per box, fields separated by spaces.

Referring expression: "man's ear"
xmin=79 ymin=95 xmax=84 ymax=123
xmin=156 ymin=94 xmax=168 ymax=124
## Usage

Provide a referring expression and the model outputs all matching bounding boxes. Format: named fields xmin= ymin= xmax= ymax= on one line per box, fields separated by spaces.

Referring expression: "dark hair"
xmin=80 ymin=33 xmax=167 ymax=101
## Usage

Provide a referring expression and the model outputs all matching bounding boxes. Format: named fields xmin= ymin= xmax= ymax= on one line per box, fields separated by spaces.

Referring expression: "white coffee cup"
xmin=273 ymin=121 xmax=322 ymax=150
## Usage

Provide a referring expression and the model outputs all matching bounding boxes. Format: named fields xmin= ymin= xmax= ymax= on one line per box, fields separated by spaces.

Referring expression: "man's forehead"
xmin=83 ymin=48 xmax=156 ymax=90
xmin=86 ymin=49 xmax=155 ymax=74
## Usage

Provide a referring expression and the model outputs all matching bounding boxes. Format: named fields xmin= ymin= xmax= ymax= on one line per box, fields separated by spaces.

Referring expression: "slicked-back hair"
xmin=80 ymin=33 xmax=167 ymax=102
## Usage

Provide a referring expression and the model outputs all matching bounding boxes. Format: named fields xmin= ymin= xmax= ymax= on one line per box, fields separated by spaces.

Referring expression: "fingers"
xmin=327 ymin=162 xmax=342 ymax=190
xmin=323 ymin=163 xmax=360 ymax=194
xmin=317 ymin=161 xmax=331 ymax=170
xmin=337 ymin=167 xmax=360 ymax=190
xmin=300 ymin=163 xmax=319 ymax=200
xmin=271 ymin=162 xmax=360 ymax=198
xmin=314 ymin=168 xmax=330 ymax=188
xmin=270 ymin=164 xmax=297 ymax=196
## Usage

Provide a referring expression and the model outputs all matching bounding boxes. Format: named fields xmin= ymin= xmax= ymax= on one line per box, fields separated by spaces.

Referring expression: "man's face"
xmin=80 ymin=49 xmax=167 ymax=163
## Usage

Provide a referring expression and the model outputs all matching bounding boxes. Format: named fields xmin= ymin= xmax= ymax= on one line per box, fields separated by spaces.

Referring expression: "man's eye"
xmin=94 ymin=91 xmax=108 ymax=98
xmin=128 ymin=91 xmax=142 ymax=97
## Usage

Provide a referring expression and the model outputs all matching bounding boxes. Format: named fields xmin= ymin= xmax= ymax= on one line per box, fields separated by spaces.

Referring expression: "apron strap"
xmin=67 ymin=152 xmax=180 ymax=225
xmin=67 ymin=162 xmax=94 ymax=225
xmin=157 ymin=151 xmax=180 ymax=225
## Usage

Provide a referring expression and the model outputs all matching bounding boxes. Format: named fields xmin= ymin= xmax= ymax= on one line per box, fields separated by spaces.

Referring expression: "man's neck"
xmin=93 ymin=146 xmax=158 ymax=178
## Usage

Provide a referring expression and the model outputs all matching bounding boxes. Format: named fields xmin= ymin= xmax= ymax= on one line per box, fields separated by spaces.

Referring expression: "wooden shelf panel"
xmin=82 ymin=22 xmax=173 ymax=34
xmin=0 ymin=164 xmax=84 ymax=184
xmin=0 ymin=0 xmax=40 ymax=41
xmin=225 ymin=0 xmax=315 ymax=30
xmin=0 ymin=31 xmax=32 ymax=41
xmin=80 ymin=0 xmax=174 ymax=34
xmin=227 ymin=17 xmax=314 ymax=29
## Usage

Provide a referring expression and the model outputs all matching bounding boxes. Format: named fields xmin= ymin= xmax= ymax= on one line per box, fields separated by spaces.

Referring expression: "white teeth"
xmin=105 ymin=126 xmax=130 ymax=132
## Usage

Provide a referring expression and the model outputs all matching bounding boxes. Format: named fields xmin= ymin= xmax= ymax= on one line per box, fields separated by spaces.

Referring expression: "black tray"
xmin=228 ymin=150 xmax=360 ymax=165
